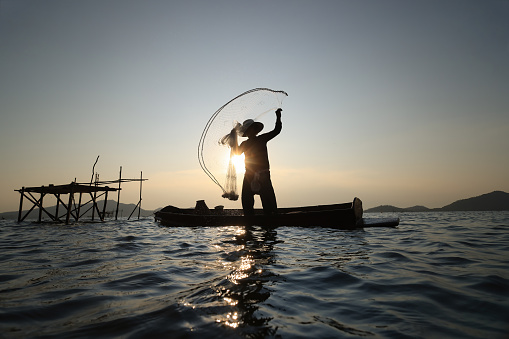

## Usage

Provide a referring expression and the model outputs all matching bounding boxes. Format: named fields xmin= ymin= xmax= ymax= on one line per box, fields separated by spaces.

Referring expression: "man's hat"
xmin=240 ymin=119 xmax=264 ymax=137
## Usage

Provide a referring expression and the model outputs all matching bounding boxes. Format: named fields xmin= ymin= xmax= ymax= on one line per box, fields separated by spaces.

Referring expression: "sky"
xmin=1 ymin=0 xmax=508 ymax=213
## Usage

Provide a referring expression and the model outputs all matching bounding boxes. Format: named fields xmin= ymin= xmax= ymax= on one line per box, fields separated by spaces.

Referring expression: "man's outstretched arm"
xmin=262 ymin=108 xmax=282 ymax=141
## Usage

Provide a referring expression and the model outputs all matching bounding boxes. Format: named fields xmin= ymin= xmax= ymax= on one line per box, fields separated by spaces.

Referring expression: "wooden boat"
xmin=154 ymin=198 xmax=399 ymax=229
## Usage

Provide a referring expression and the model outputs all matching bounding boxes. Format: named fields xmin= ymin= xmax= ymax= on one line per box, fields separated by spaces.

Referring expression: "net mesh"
xmin=198 ymin=88 xmax=288 ymax=200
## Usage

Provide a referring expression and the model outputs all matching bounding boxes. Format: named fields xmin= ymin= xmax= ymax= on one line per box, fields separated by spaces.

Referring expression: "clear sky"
xmin=1 ymin=0 xmax=508 ymax=213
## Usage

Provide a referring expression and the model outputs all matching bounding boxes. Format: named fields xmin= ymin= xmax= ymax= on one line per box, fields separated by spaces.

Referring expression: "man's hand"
xmin=276 ymin=108 xmax=282 ymax=118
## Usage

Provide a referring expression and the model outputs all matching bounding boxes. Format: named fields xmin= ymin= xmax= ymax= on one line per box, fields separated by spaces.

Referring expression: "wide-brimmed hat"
xmin=240 ymin=119 xmax=264 ymax=137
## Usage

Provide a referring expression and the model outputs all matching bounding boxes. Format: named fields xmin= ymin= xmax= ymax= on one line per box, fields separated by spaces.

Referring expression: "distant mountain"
xmin=365 ymin=205 xmax=402 ymax=213
xmin=0 ymin=200 xmax=154 ymax=221
xmin=365 ymin=191 xmax=509 ymax=213
xmin=404 ymin=205 xmax=433 ymax=212
xmin=440 ymin=191 xmax=509 ymax=211
xmin=366 ymin=205 xmax=431 ymax=213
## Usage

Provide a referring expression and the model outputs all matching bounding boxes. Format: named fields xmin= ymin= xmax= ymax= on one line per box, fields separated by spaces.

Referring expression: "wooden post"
xmin=55 ymin=193 xmax=60 ymax=222
xmin=20 ymin=192 xmax=39 ymax=222
xmin=127 ymin=201 xmax=139 ymax=220
xmin=76 ymin=192 xmax=83 ymax=221
xmin=138 ymin=171 xmax=143 ymax=219
xmin=38 ymin=191 xmax=44 ymax=223
xmin=89 ymin=191 xmax=102 ymax=221
xmin=17 ymin=187 xmax=24 ymax=222
xmin=115 ymin=166 xmax=122 ymax=220
xmin=92 ymin=174 xmax=98 ymax=221
xmin=55 ymin=193 xmax=69 ymax=220
xmin=65 ymin=183 xmax=74 ymax=224
xmin=102 ymin=190 xmax=108 ymax=221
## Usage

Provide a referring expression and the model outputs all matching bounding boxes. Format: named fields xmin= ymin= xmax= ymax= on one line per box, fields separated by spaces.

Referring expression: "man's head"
xmin=241 ymin=119 xmax=264 ymax=137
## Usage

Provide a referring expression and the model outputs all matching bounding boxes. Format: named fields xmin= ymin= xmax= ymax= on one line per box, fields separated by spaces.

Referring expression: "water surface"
xmin=1 ymin=212 xmax=508 ymax=338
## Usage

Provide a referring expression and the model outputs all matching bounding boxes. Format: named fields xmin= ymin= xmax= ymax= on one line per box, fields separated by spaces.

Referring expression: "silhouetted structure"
xmin=15 ymin=168 xmax=147 ymax=224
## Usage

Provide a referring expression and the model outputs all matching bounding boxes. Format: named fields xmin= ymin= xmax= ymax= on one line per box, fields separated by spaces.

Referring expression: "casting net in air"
xmin=198 ymin=88 xmax=288 ymax=200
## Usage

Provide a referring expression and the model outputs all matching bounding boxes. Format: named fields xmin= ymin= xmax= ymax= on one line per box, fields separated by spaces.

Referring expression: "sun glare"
xmin=231 ymin=154 xmax=245 ymax=174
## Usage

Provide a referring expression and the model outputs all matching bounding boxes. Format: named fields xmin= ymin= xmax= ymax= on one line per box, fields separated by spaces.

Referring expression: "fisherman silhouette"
xmin=231 ymin=108 xmax=282 ymax=216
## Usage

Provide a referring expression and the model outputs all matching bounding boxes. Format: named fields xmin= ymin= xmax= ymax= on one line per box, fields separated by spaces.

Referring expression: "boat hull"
xmin=154 ymin=198 xmax=399 ymax=229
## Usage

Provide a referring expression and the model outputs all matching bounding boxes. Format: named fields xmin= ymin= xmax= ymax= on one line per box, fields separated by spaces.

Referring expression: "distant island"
xmin=365 ymin=191 xmax=509 ymax=213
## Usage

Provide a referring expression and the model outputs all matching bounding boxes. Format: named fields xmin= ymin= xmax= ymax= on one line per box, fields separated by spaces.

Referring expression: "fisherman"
xmin=231 ymin=108 xmax=282 ymax=216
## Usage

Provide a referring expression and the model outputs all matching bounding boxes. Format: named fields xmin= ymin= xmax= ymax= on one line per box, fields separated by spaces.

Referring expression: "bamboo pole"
xmin=55 ymin=194 xmax=68 ymax=220
xmin=17 ymin=187 xmax=24 ymax=222
xmin=115 ymin=166 xmax=122 ymax=220
xmin=55 ymin=193 xmax=60 ymax=222
xmin=92 ymin=174 xmax=98 ymax=221
xmin=76 ymin=192 xmax=83 ymax=221
xmin=19 ymin=192 xmax=39 ymax=222
xmin=138 ymin=171 xmax=143 ymax=219
xmin=89 ymin=192 xmax=102 ymax=221
xmin=127 ymin=201 xmax=139 ymax=220
xmin=102 ymin=190 xmax=108 ymax=221
xmin=65 ymin=182 xmax=74 ymax=224
xmin=38 ymin=191 xmax=44 ymax=223
xmin=22 ymin=191 xmax=54 ymax=221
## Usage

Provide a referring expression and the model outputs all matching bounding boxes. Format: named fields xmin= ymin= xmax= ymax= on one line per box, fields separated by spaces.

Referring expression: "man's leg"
xmin=259 ymin=172 xmax=277 ymax=215
xmin=242 ymin=176 xmax=255 ymax=216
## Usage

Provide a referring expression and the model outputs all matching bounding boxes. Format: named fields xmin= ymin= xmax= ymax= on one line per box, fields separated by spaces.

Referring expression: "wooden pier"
xmin=15 ymin=167 xmax=147 ymax=224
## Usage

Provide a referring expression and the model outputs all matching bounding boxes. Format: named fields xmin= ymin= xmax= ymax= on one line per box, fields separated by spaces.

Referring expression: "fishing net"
xmin=198 ymin=88 xmax=288 ymax=200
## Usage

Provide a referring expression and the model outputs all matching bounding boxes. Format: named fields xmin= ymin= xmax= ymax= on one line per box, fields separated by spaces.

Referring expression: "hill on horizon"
xmin=366 ymin=205 xmax=432 ymax=213
xmin=440 ymin=191 xmax=509 ymax=211
xmin=365 ymin=191 xmax=509 ymax=213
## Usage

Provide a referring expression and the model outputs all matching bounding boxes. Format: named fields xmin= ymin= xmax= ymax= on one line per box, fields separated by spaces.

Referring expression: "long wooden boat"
xmin=154 ymin=198 xmax=399 ymax=229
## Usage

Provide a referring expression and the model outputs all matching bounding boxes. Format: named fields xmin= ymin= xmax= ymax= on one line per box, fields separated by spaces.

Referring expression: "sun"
xmin=231 ymin=154 xmax=245 ymax=174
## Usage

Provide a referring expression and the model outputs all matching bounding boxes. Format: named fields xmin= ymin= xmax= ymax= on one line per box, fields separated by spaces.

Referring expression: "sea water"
xmin=0 ymin=212 xmax=508 ymax=338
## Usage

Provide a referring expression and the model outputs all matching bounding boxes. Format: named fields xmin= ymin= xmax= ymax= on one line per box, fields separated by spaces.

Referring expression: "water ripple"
xmin=0 ymin=213 xmax=508 ymax=338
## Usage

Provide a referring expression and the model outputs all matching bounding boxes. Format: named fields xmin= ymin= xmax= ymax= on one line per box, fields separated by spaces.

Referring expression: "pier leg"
xmin=17 ymin=187 xmax=24 ymax=222
xmin=91 ymin=193 xmax=96 ymax=221
xmin=55 ymin=194 xmax=60 ymax=222
xmin=138 ymin=171 xmax=143 ymax=220
xmin=89 ymin=192 xmax=102 ymax=221
xmin=115 ymin=166 xmax=122 ymax=220
xmin=76 ymin=193 xmax=82 ymax=221
xmin=38 ymin=192 xmax=44 ymax=223
xmin=65 ymin=182 xmax=75 ymax=225
xmin=102 ymin=191 xmax=108 ymax=221
xmin=65 ymin=193 xmax=72 ymax=225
